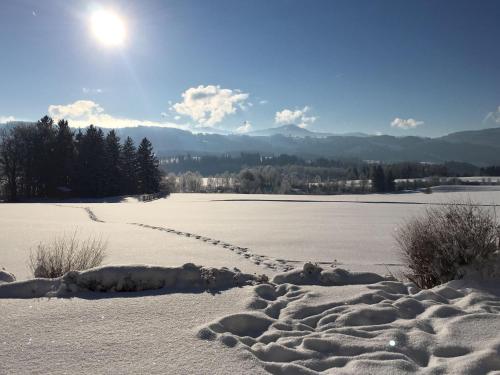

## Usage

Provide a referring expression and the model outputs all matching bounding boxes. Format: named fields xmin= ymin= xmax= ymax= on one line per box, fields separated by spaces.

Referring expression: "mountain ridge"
xmin=1 ymin=121 xmax=500 ymax=165
xmin=247 ymin=124 xmax=333 ymax=138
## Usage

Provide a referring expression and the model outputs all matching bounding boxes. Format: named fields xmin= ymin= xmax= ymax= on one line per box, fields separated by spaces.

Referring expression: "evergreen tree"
xmin=104 ymin=130 xmax=122 ymax=196
xmin=136 ymin=137 xmax=161 ymax=194
xmin=385 ymin=168 xmax=396 ymax=192
xmin=54 ymin=119 xmax=75 ymax=189
xmin=371 ymin=165 xmax=386 ymax=192
xmin=15 ymin=125 xmax=36 ymax=197
xmin=75 ymin=125 xmax=106 ymax=197
xmin=120 ymin=136 xmax=139 ymax=194
xmin=34 ymin=116 xmax=57 ymax=196
xmin=0 ymin=128 xmax=22 ymax=201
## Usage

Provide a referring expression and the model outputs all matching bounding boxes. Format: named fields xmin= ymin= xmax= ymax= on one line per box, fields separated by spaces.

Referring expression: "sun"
xmin=90 ymin=10 xmax=126 ymax=47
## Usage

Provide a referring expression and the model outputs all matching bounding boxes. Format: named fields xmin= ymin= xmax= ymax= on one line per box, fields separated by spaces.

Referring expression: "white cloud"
xmin=49 ymin=100 xmax=103 ymax=119
xmin=0 ymin=115 xmax=16 ymax=123
xmin=484 ymin=106 xmax=500 ymax=124
xmin=172 ymin=85 xmax=249 ymax=127
xmin=390 ymin=117 xmax=424 ymax=129
xmin=235 ymin=121 xmax=252 ymax=134
xmin=275 ymin=106 xmax=316 ymax=128
xmin=48 ymin=100 xmax=186 ymax=129
xmin=259 ymin=100 xmax=268 ymax=105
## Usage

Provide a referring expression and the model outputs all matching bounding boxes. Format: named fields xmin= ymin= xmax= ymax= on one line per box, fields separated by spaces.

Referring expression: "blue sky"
xmin=0 ymin=0 xmax=499 ymax=136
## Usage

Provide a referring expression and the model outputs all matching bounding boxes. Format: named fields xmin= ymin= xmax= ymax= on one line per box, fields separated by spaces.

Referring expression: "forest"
xmin=0 ymin=117 xmax=162 ymax=201
xmin=162 ymin=155 xmax=500 ymax=195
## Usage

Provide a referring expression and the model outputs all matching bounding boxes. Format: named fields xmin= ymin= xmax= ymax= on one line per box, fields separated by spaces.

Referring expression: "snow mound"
xmin=0 ymin=264 xmax=261 ymax=299
xmin=0 ymin=268 xmax=16 ymax=283
xmin=199 ymin=278 xmax=500 ymax=374
xmin=272 ymin=263 xmax=387 ymax=286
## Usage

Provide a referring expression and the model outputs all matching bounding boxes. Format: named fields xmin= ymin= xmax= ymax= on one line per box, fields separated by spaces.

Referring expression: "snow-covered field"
xmin=1 ymin=189 xmax=500 ymax=374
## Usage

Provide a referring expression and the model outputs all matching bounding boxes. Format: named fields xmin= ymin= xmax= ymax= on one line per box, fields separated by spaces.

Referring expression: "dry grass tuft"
xmin=28 ymin=232 xmax=107 ymax=278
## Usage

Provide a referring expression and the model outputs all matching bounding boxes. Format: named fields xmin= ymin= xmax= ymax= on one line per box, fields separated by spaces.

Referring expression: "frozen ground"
xmin=1 ymin=189 xmax=500 ymax=374
xmin=200 ymin=275 xmax=500 ymax=374
xmin=2 ymin=189 xmax=500 ymax=279
xmin=0 ymin=285 xmax=267 ymax=375
xmin=87 ymin=189 xmax=500 ymax=275
xmin=0 ymin=202 xmax=266 ymax=280
xmin=1 ymin=264 xmax=498 ymax=374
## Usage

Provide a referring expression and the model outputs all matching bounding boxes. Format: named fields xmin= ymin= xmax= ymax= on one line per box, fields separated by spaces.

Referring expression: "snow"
xmin=0 ymin=286 xmax=267 ymax=375
xmin=1 ymin=190 xmax=500 ymax=373
xmin=272 ymin=262 xmax=388 ymax=286
xmin=81 ymin=190 xmax=500 ymax=275
xmin=1 ymin=262 xmax=499 ymax=373
xmin=0 ymin=203 xmax=267 ymax=280
xmin=2 ymin=190 xmax=500 ymax=280
xmin=0 ymin=264 xmax=260 ymax=298
xmin=200 ymin=271 xmax=500 ymax=374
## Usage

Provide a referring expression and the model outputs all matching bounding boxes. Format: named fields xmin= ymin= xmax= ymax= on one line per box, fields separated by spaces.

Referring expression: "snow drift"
xmin=272 ymin=262 xmax=387 ymax=286
xmin=0 ymin=263 xmax=386 ymax=299
xmin=0 ymin=264 xmax=260 ymax=299
xmin=199 ymin=275 xmax=500 ymax=374
xmin=1 ymin=259 xmax=499 ymax=373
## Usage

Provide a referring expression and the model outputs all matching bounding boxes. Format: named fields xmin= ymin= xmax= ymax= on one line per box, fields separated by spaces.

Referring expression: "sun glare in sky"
xmin=90 ymin=9 xmax=126 ymax=47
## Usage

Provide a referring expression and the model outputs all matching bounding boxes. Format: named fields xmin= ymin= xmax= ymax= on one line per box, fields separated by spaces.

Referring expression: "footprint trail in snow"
xmin=128 ymin=222 xmax=297 ymax=272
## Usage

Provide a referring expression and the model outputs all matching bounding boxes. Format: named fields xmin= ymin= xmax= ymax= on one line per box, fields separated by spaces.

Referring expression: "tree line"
xmin=233 ymin=165 xmax=397 ymax=194
xmin=165 ymin=165 xmax=410 ymax=194
xmin=161 ymin=153 xmax=482 ymax=180
xmin=165 ymin=161 xmax=500 ymax=195
xmin=0 ymin=117 xmax=162 ymax=201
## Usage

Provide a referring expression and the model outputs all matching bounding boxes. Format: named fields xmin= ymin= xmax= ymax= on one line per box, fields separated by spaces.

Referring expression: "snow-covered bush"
xmin=302 ymin=262 xmax=322 ymax=277
xmin=28 ymin=232 xmax=107 ymax=278
xmin=396 ymin=201 xmax=500 ymax=288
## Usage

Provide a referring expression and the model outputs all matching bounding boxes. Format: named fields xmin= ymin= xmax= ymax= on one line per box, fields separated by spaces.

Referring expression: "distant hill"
xmin=115 ymin=126 xmax=500 ymax=166
xmin=2 ymin=121 xmax=500 ymax=166
xmin=438 ymin=127 xmax=500 ymax=148
xmin=248 ymin=124 xmax=332 ymax=138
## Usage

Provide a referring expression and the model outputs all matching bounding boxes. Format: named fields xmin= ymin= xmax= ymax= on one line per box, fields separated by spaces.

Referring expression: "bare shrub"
xmin=28 ymin=232 xmax=107 ymax=278
xmin=395 ymin=201 xmax=500 ymax=289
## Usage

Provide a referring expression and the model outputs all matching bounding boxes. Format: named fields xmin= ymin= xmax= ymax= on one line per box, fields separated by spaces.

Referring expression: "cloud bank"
xmin=0 ymin=115 xmax=16 ymax=123
xmin=390 ymin=117 xmax=424 ymax=129
xmin=172 ymin=85 xmax=249 ymax=127
xmin=275 ymin=106 xmax=316 ymax=128
xmin=48 ymin=100 xmax=184 ymax=129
